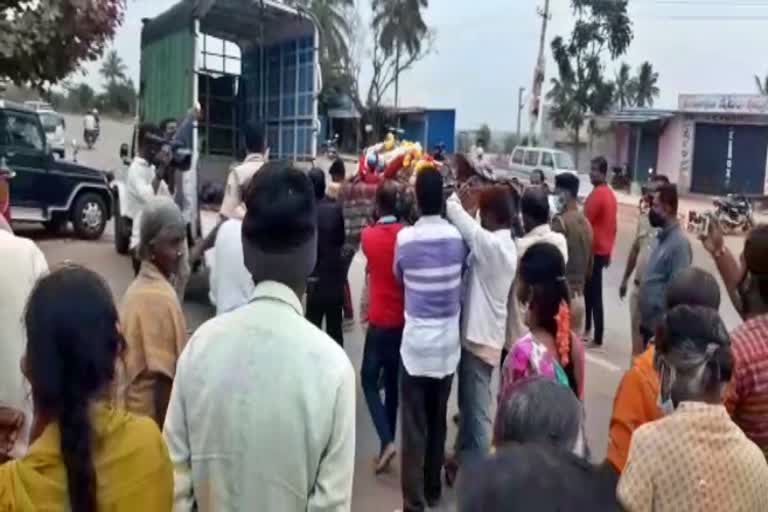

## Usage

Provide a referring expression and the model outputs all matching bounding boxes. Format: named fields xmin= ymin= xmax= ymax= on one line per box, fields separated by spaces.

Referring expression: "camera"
xmin=144 ymin=132 xmax=193 ymax=172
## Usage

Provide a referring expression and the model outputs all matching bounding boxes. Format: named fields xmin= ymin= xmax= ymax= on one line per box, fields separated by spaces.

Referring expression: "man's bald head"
xmin=666 ymin=267 xmax=721 ymax=310
xmin=521 ymin=186 xmax=550 ymax=233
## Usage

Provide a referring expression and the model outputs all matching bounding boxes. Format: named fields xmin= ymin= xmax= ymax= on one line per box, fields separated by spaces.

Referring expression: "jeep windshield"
xmin=554 ymin=151 xmax=576 ymax=171
xmin=38 ymin=112 xmax=62 ymax=134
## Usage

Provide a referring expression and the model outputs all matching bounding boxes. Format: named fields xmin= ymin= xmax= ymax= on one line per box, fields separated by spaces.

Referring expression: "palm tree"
xmin=99 ymin=50 xmax=127 ymax=87
xmin=614 ymin=62 xmax=636 ymax=109
xmin=371 ymin=0 xmax=429 ymax=109
xmin=754 ymin=74 xmax=768 ymax=95
xmin=634 ymin=61 xmax=660 ymax=108
xmin=301 ymin=0 xmax=353 ymax=68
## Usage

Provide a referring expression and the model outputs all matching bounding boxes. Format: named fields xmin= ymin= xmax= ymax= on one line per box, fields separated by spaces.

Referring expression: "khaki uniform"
xmin=630 ymin=216 xmax=656 ymax=350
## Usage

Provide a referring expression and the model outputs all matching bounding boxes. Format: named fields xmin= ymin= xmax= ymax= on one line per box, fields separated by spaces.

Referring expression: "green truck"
xmin=117 ymin=0 xmax=321 ymax=245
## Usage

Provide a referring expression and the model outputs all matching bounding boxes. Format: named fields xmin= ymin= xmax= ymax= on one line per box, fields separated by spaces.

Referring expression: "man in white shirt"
xmin=219 ymin=124 xmax=267 ymax=220
xmin=0 ymin=227 xmax=48 ymax=457
xmin=445 ymin=187 xmax=517 ymax=463
xmin=164 ymin=161 xmax=356 ymax=512
xmin=209 ymin=217 xmax=255 ymax=315
xmin=506 ymin=186 xmax=569 ymax=352
xmin=123 ymin=123 xmax=168 ymax=275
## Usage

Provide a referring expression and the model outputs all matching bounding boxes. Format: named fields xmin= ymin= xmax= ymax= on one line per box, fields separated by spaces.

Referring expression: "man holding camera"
xmin=124 ymin=123 xmax=170 ymax=275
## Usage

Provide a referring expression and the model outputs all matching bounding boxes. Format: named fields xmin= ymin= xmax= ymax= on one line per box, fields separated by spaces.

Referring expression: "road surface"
xmin=16 ymin=114 xmax=745 ymax=511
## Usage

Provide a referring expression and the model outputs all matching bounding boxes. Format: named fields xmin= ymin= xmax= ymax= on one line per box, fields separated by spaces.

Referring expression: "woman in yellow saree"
xmin=0 ymin=266 xmax=173 ymax=511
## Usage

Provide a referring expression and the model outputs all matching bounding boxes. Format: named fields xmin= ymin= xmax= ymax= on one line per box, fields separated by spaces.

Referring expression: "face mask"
xmin=649 ymin=208 xmax=666 ymax=228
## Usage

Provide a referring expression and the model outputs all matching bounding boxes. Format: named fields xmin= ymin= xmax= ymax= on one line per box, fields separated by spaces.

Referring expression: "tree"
xmin=69 ymin=83 xmax=96 ymax=112
xmin=339 ymin=0 xmax=433 ymax=141
xmin=614 ymin=62 xmax=636 ymax=109
xmin=0 ymin=0 xmax=125 ymax=87
xmin=503 ymin=133 xmax=520 ymax=154
xmin=634 ymin=61 xmax=660 ymax=108
xmin=100 ymin=79 xmax=136 ymax=116
xmin=548 ymin=0 xmax=632 ymax=168
xmin=754 ymin=74 xmax=768 ymax=95
xmin=99 ymin=50 xmax=127 ymax=87
xmin=477 ymin=124 xmax=492 ymax=149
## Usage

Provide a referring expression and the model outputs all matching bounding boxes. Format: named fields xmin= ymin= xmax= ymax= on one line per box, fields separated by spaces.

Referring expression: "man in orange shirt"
xmin=583 ymin=157 xmax=617 ymax=348
xmin=606 ymin=267 xmax=721 ymax=473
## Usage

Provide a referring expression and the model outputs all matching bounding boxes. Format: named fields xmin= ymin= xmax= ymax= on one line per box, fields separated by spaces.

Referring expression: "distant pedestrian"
xmin=552 ymin=172 xmax=593 ymax=334
xmin=396 ymin=166 xmax=467 ymax=512
xmin=360 ymin=180 xmax=405 ymax=473
xmin=0 ymin=266 xmax=173 ymax=510
xmin=583 ymin=156 xmax=617 ymax=348
xmin=306 ymin=167 xmax=346 ymax=346
xmin=120 ymin=197 xmax=188 ymax=427
xmin=638 ymin=183 xmax=691 ymax=345
xmin=0 ymin=224 xmax=48 ymax=456
xmin=327 ymin=157 xmax=346 ymax=200
xmin=619 ymin=175 xmax=670 ymax=359
xmin=606 ymin=267 xmax=721 ymax=474
xmin=445 ymin=185 xmax=517 ymax=464
xmin=618 ymin=305 xmax=768 ymax=512
xmin=163 ymin=161 xmax=356 ymax=512
xmin=702 ymin=222 xmax=768 ymax=457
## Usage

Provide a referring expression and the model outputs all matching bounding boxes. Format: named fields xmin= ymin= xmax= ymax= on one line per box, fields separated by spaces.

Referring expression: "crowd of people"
xmin=0 ymin=122 xmax=767 ymax=512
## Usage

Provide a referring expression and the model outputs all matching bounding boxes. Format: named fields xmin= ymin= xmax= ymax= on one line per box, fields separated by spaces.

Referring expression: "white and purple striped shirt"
xmin=394 ymin=215 xmax=468 ymax=378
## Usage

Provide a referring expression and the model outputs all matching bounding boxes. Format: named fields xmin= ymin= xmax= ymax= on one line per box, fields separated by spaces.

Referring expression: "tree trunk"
xmin=395 ymin=43 xmax=401 ymax=129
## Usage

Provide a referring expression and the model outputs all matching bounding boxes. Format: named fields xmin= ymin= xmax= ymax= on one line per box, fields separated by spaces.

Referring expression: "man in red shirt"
xmin=583 ymin=156 xmax=617 ymax=348
xmin=360 ymin=180 xmax=405 ymax=473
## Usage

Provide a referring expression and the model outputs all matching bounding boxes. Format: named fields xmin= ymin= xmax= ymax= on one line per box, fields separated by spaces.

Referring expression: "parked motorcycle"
xmin=713 ymin=194 xmax=754 ymax=233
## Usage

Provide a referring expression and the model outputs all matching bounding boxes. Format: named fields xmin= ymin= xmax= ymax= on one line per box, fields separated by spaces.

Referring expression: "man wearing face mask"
xmin=618 ymin=305 xmax=768 ymax=511
xmin=702 ymin=222 xmax=768 ymax=457
xmin=638 ymin=183 xmax=692 ymax=346
xmin=552 ymin=173 xmax=593 ymax=334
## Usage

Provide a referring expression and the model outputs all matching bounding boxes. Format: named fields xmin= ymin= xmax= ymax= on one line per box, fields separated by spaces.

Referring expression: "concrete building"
xmin=606 ymin=94 xmax=768 ymax=196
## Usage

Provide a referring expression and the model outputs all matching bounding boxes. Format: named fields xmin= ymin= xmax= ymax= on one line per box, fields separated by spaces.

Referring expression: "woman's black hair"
xmin=24 ymin=266 xmax=124 ymax=512
xmin=519 ymin=242 xmax=570 ymax=338
xmin=519 ymin=243 xmax=576 ymax=392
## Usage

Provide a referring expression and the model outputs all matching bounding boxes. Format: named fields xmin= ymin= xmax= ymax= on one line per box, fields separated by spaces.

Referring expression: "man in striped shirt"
xmin=395 ymin=167 xmax=467 ymax=512
xmin=704 ymin=223 xmax=768 ymax=457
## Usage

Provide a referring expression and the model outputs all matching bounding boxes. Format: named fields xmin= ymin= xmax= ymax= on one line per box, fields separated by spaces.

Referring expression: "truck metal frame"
xmin=139 ymin=0 xmax=320 ymax=238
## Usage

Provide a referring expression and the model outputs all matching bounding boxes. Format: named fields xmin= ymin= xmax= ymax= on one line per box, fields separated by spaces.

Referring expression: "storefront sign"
xmin=679 ymin=119 xmax=694 ymax=190
xmin=679 ymin=94 xmax=768 ymax=115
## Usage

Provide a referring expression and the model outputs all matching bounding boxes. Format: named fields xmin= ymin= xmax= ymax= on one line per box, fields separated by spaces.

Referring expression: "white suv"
xmin=507 ymin=146 xmax=578 ymax=185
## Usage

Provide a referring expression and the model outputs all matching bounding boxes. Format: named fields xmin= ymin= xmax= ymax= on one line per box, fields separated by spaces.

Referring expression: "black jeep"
xmin=1 ymin=100 xmax=113 ymax=239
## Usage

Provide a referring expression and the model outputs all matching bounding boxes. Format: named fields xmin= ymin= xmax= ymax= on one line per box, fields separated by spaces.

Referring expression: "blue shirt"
xmin=638 ymin=223 xmax=692 ymax=332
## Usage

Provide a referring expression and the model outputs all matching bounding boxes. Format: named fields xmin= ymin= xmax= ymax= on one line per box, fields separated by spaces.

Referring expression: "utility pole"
xmin=516 ymin=86 xmax=526 ymax=140
xmin=529 ymin=0 xmax=550 ymax=145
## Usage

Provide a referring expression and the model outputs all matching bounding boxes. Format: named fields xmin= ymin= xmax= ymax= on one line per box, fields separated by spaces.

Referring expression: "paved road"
xmin=20 ymin=115 xmax=747 ymax=511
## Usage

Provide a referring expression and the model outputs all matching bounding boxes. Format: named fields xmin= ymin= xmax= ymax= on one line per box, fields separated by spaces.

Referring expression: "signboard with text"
xmin=679 ymin=94 xmax=768 ymax=115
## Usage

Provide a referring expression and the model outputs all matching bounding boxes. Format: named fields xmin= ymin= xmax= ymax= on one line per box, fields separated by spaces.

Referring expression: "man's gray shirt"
xmin=639 ymin=223 xmax=692 ymax=333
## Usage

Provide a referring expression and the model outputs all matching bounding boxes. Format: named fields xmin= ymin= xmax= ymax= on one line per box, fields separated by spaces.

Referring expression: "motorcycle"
xmin=84 ymin=128 xmax=99 ymax=150
xmin=713 ymin=194 xmax=754 ymax=233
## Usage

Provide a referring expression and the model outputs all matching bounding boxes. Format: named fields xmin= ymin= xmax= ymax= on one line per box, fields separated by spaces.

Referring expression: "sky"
xmin=79 ymin=0 xmax=768 ymax=131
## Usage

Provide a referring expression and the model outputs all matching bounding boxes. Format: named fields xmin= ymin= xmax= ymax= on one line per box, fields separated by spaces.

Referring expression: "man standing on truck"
xmin=219 ymin=124 xmax=267 ymax=220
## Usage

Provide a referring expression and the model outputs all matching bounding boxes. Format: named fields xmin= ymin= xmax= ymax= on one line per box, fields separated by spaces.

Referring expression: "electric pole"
xmin=516 ymin=86 xmax=526 ymax=140
xmin=529 ymin=0 xmax=550 ymax=145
